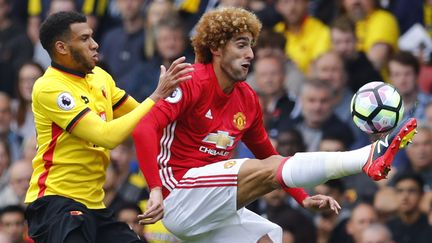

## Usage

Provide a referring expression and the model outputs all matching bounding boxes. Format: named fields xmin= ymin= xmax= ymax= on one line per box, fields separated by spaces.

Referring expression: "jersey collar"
xmin=51 ymin=62 xmax=87 ymax=78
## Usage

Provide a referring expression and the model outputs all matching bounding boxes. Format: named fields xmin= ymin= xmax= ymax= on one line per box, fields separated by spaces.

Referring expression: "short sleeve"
xmin=33 ymin=82 xmax=90 ymax=132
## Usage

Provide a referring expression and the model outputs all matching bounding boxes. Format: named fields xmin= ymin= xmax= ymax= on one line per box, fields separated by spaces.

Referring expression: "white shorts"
xmin=162 ymin=159 xmax=282 ymax=243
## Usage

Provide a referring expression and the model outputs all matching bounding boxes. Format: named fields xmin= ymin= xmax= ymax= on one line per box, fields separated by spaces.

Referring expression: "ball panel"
xmin=354 ymin=91 xmax=378 ymax=117
xmin=372 ymin=109 xmax=398 ymax=132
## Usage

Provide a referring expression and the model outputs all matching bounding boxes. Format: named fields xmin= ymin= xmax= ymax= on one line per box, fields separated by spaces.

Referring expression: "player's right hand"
xmin=138 ymin=187 xmax=164 ymax=225
xmin=149 ymin=56 xmax=194 ymax=102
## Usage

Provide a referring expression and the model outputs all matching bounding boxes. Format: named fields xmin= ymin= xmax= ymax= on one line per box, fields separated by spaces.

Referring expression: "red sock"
xmin=276 ymin=157 xmax=309 ymax=206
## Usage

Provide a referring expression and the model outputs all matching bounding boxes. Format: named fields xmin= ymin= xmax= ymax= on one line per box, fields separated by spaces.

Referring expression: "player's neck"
xmin=213 ymin=62 xmax=235 ymax=94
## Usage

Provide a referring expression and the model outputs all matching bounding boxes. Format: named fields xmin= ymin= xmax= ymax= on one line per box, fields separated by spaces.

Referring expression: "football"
xmin=351 ymin=81 xmax=404 ymax=134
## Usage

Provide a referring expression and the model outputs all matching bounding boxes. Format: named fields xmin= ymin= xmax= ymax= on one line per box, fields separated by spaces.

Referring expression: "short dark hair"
xmin=115 ymin=203 xmax=143 ymax=219
xmin=331 ymin=15 xmax=355 ymax=34
xmin=390 ymin=51 xmax=420 ymax=75
xmin=393 ymin=172 xmax=424 ymax=193
xmin=0 ymin=205 xmax=25 ymax=220
xmin=39 ymin=11 xmax=87 ymax=56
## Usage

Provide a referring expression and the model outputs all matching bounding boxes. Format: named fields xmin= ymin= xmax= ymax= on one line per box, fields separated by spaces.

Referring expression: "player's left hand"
xmin=138 ymin=187 xmax=164 ymax=225
xmin=302 ymin=194 xmax=341 ymax=214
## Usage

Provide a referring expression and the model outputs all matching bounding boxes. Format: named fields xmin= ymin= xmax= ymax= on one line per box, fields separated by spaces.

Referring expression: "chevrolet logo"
xmin=202 ymin=131 xmax=234 ymax=149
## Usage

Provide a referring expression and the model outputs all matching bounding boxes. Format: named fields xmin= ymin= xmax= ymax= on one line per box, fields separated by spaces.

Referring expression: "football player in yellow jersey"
xmin=24 ymin=11 xmax=193 ymax=243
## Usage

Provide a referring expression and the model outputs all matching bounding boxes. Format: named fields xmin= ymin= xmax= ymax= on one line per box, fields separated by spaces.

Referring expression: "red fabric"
xmin=418 ymin=65 xmax=432 ymax=94
xmin=133 ymin=63 xmax=308 ymax=202
xmin=276 ymin=157 xmax=308 ymax=206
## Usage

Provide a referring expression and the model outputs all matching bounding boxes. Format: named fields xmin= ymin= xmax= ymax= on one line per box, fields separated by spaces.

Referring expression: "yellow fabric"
xmin=178 ymin=0 xmax=201 ymax=14
xmin=25 ymin=66 xmax=152 ymax=209
xmin=96 ymin=0 xmax=108 ymax=16
xmin=274 ymin=16 xmax=331 ymax=74
xmin=424 ymin=4 xmax=432 ymax=38
xmin=28 ymin=0 xmax=42 ymax=16
xmin=355 ymin=9 xmax=399 ymax=52
xmin=145 ymin=220 xmax=179 ymax=243
xmin=138 ymin=200 xmax=178 ymax=243
xmin=82 ymin=0 xmax=96 ymax=15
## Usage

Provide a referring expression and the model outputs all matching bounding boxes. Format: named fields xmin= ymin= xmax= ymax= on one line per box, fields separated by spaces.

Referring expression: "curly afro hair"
xmin=191 ymin=7 xmax=262 ymax=64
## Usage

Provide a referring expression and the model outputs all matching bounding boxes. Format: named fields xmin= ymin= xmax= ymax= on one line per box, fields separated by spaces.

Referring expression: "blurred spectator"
xmin=253 ymin=51 xmax=296 ymax=137
xmin=314 ymin=179 xmax=350 ymax=243
xmin=249 ymin=28 xmax=306 ymax=100
xmin=390 ymin=0 xmax=423 ymax=35
xmin=104 ymin=137 xmax=148 ymax=213
xmin=389 ymin=51 xmax=432 ymax=120
xmin=425 ymin=101 xmax=432 ymax=125
xmin=374 ymin=187 xmax=398 ymax=223
xmin=100 ymin=0 xmax=146 ymax=81
xmin=115 ymin=203 xmax=148 ymax=242
xmin=387 ymin=172 xmax=432 ymax=243
xmin=32 ymin=0 xmax=77 ymax=69
xmin=360 ymin=222 xmax=394 ymax=243
xmin=276 ymin=128 xmax=305 ymax=156
xmin=143 ymin=0 xmax=176 ymax=60
xmin=401 ymin=122 xmax=432 ymax=189
xmin=0 ymin=139 xmax=10 ymax=191
xmin=274 ymin=0 xmax=331 ymax=74
xmin=81 ymin=0 xmax=123 ymax=42
xmin=0 ymin=231 xmax=11 ymax=243
xmin=0 ymin=92 xmax=22 ymax=162
xmin=271 ymin=208 xmax=317 ymax=243
xmin=425 ymin=0 xmax=432 ymax=38
xmin=342 ymin=0 xmax=399 ymax=76
xmin=121 ymin=15 xmax=193 ymax=101
xmin=20 ymin=135 xmax=37 ymax=162
xmin=343 ymin=203 xmax=378 ymax=243
xmin=330 ymin=15 xmax=382 ymax=93
xmin=279 ymin=80 xmax=354 ymax=151
xmin=260 ymin=188 xmax=291 ymax=220
xmin=310 ymin=50 xmax=352 ymax=123
xmin=0 ymin=0 xmax=33 ymax=97
xmin=311 ymin=0 xmax=341 ymax=25
xmin=11 ymin=62 xmax=43 ymax=142
xmin=0 ymin=205 xmax=31 ymax=243
xmin=0 ymin=160 xmax=32 ymax=208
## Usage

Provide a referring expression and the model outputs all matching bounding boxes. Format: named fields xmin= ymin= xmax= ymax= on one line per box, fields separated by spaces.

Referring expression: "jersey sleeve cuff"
xmin=66 ymin=108 xmax=91 ymax=133
xmin=112 ymin=93 xmax=129 ymax=110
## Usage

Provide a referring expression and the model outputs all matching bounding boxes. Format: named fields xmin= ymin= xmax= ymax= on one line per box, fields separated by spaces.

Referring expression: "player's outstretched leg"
xmin=275 ymin=118 xmax=418 ymax=190
xmin=363 ymin=118 xmax=417 ymax=180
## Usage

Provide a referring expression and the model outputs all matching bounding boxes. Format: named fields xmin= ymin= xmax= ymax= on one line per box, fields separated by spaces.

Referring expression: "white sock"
xmin=281 ymin=145 xmax=371 ymax=188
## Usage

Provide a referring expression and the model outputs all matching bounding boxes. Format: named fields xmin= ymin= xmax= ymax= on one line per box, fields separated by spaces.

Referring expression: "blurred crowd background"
xmin=2 ymin=0 xmax=432 ymax=242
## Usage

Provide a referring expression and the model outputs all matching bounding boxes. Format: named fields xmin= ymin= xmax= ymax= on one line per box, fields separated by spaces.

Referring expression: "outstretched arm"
xmin=71 ymin=57 xmax=193 ymax=149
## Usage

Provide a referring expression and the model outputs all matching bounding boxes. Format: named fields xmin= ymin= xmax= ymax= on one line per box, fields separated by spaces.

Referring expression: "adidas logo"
xmin=205 ymin=109 xmax=213 ymax=119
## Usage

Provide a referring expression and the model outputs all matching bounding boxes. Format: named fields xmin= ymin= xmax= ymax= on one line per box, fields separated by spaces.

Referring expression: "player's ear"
xmin=210 ymin=47 xmax=221 ymax=57
xmin=54 ymin=40 xmax=69 ymax=55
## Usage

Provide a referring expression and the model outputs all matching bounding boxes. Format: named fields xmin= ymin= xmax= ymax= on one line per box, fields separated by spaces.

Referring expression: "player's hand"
xmin=302 ymin=194 xmax=341 ymax=215
xmin=138 ymin=187 xmax=164 ymax=225
xmin=149 ymin=56 xmax=194 ymax=102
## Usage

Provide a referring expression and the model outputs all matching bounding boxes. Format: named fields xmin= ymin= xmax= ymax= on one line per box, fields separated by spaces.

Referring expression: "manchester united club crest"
xmin=233 ymin=112 xmax=246 ymax=130
xmin=224 ymin=160 xmax=236 ymax=169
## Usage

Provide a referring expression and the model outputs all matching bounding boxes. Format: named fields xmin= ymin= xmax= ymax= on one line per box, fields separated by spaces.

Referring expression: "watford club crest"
xmin=233 ymin=112 xmax=246 ymax=130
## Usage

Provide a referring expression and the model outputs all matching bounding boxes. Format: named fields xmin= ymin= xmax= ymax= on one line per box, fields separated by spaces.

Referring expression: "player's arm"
xmin=71 ymin=97 xmax=156 ymax=149
xmin=134 ymin=79 xmax=195 ymax=224
xmin=112 ymin=93 xmax=140 ymax=118
xmin=72 ymin=57 xmax=193 ymax=148
xmin=133 ymin=81 xmax=193 ymax=190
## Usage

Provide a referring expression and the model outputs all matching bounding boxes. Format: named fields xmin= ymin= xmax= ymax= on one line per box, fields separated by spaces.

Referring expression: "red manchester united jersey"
xmin=133 ymin=63 xmax=276 ymax=197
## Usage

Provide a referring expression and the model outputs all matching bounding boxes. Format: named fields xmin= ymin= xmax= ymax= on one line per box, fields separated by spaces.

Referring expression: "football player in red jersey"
xmin=133 ymin=7 xmax=417 ymax=242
